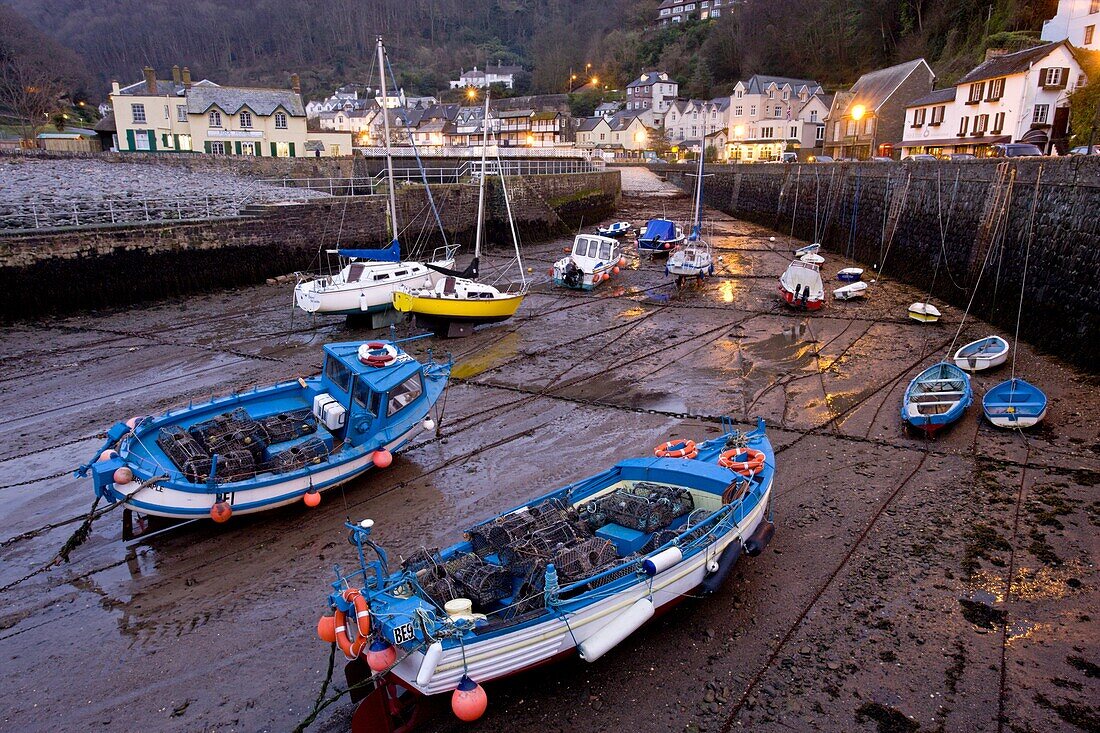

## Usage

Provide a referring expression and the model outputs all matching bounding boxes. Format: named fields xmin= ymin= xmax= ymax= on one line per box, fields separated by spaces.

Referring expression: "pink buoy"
xmin=613 ymin=267 xmax=620 ymax=275
xmin=112 ymin=466 xmax=133 ymax=484
xmin=367 ymin=639 xmax=397 ymax=673
xmin=125 ymin=416 xmax=144 ymax=429
xmin=451 ymin=675 xmax=488 ymax=722
xmin=99 ymin=449 xmax=118 ymax=462
xmin=372 ymin=449 xmax=393 ymax=468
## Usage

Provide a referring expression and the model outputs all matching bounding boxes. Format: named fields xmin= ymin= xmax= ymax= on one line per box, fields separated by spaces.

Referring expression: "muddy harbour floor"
xmin=1 ymin=169 xmax=1097 ymax=733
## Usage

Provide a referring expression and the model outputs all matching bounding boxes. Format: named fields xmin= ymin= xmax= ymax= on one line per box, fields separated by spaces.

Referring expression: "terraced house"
xmin=110 ymin=66 xmax=351 ymax=157
xmin=655 ymin=0 xmax=727 ymax=24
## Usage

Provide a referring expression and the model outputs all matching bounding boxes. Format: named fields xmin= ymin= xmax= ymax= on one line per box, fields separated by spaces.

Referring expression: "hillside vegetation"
xmin=2 ymin=0 xmax=1057 ymax=102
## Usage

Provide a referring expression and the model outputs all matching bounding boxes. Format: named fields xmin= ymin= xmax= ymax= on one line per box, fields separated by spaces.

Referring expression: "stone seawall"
xmin=658 ymin=158 xmax=1100 ymax=366
xmin=0 ymin=171 xmax=619 ymax=319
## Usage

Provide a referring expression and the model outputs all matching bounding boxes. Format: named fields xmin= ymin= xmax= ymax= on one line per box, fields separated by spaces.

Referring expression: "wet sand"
xmin=1 ymin=180 xmax=1097 ymax=733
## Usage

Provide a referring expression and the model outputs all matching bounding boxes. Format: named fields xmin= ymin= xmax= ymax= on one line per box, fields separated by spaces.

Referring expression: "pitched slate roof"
xmin=118 ymin=78 xmax=218 ymax=96
xmin=956 ymin=42 xmax=1069 ymax=85
xmin=740 ymin=75 xmax=821 ymax=94
xmin=846 ymin=58 xmax=931 ymax=112
xmin=907 ymin=87 xmax=957 ymax=107
xmin=627 ymin=71 xmax=671 ymax=89
xmin=608 ymin=110 xmax=647 ymax=131
xmin=576 ymin=117 xmax=606 ymax=132
xmin=187 ymin=86 xmax=305 ymax=116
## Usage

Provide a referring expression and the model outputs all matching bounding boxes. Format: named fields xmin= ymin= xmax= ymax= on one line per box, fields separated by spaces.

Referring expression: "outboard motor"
xmin=563 ymin=261 xmax=583 ymax=288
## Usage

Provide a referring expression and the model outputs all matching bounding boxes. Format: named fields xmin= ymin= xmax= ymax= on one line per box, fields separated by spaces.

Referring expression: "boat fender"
xmin=577 ymin=598 xmax=654 ymax=663
xmin=700 ymin=542 xmax=741 ymax=597
xmin=643 ymin=546 xmax=682 ymax=576
xmin=744 ymin=520 xmax=775 ymax=557
xmin=417 ymin=641 xmax=444 ymax=686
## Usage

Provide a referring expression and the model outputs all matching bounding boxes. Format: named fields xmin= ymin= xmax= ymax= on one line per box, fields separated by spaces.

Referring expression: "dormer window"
xmin=275 ymin=111 xmax=288 ymax=129
xmin=209 ymin=109 xmax=222 ymax=128
xmin=239 ymin=110 xmax=252 ymax=128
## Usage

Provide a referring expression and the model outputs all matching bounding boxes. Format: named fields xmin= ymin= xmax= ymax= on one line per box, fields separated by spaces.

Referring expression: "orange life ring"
xmin=654 ymin=439 xmax=697 ymax=459
xmin=718 ymin=448 xmax=766 ymax=476
xmin=334 ymin=588 xmax=371 ymax=659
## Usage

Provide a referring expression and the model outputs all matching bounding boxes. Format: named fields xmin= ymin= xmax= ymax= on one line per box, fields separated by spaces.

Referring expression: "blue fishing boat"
xmin=316 ymin=419 xmax=776 ymax=728
xmin=80 ymin=340 xmax=450 ymax=527
xmin=597 ymin=221 xmax=633 ymax=237
xmin=983 ymin=378 xmax=1047 ymax=428
xmin=637 ymin=218 xmax=684 ymax=255
xmin=901 ymin=362 xmax=972 ymax=433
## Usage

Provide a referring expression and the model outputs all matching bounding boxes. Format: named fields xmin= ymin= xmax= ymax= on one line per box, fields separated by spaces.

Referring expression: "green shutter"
xmin=234 ymin=141 xmax=242 ymax=155
xmin=270 ymin=142 xmax=277 ymax=156
xmin=204 ymin=141 xmax=212 ymax=154
xmin=254 ymin=141 xmax=261 ymax=156
xmin=148 ymin=130 xmax=156 ymax=151
xmin=173 ymin=134 xmax=179 ymax=150
xmin=125 ymin=129 xmax=135 ymax=151
xmin=288 ymin=142 xmax=296 ymax=158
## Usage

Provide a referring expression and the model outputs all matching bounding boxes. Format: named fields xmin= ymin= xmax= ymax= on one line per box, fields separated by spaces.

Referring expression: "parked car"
xmin=780 ymin=152 xmax=798 ymax=163
xmin=949 ymin=153 xmax=976 ymax=160
xmin=902 ymin=154 xmax=938 ymax=162
xmin=1068 ymin=145 xmax=1099 ymax=155
xmin=808 ymin=155 xmax=834 ymax=163
xmin=989 ymin=143 xmax=1044 ymax=158
xmin=870 ymin=156 xmax=895 ymax=162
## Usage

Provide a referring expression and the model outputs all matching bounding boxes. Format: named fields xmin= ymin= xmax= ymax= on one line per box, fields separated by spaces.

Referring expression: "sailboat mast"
xmin=473 ymin=93 xmax=490 ymax=259
xmin=376 ymin=37 xmax=400 ymax=247
xmin=692 ymin=137 xmax=705 ymax=238
xmin=495 ymin=145 xmax=525 ymax=288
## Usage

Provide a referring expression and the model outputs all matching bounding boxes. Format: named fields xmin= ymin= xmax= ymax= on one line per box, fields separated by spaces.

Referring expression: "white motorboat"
xmin=833 ymin=281 xmax=868 ymax=300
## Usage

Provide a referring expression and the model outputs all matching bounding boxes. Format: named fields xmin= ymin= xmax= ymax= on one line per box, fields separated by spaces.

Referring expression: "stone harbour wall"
xmin=0 ymin=171 xmax=619 ymax=319
xmin=659 ymin=158 xmax=1100 ymax=366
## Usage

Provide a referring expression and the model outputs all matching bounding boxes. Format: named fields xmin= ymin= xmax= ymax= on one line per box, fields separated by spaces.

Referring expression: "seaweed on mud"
xmin=958 ymin=598 xmax=1007 ymax=629
xmin=1033 ymin=692 xmax=1100 ymax=732
xmin=972 ymin=458 xmax=1015 ymax=506
xmin=1026 ymin=484 xmax=1079 ymax=531
xmin=961 ymin=523 xmax=1011 ymax=577
xmin=1067 ymin=656 xmax=1100 ymax=678
xmin=1028 ymin=529 xmax=1061 ymax=565
xmin=855 ymin=702 xmax=920 ymax=733
xmin=945 ymin=640 xmax=966 ymax=694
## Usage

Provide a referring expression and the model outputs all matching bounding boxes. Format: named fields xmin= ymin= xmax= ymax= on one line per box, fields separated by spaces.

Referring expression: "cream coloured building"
xmin=110 ymin=66 xmax=351 ymax=157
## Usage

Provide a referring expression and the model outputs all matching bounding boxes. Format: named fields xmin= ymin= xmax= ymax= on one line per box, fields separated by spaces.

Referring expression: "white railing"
xmin=0 ymin=192 xmax=260 ymax=232
xmin=353 ymin=145 xmax=598 ymax=159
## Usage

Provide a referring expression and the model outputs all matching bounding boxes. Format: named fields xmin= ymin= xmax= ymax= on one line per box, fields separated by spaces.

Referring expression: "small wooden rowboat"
xmin=983 ymin=378 xmax=1047 ymax=428
xmin=902 ymin=361 xmax=972 ymax=433
xmin=833 ymin=281 xmax=867 ymax=300
xmin=953 ymin=336 xmax=1009 ymax=372
xmin=908 ymin=302 xmax=941 ymax=323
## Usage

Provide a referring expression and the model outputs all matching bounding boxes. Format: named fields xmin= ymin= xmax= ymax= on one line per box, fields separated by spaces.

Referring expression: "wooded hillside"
xmin=2 ymin=0 xmax=1057 ymax=102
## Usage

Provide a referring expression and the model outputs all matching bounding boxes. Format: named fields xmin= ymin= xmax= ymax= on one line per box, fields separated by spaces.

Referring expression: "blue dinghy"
xmin=81 ymin=340 xmax=451 ymax=524
xmin=983 ymin=378 xmax=1047 ymax=428
xmin=638 ymin=218 xmax=684 ymax=255
xmin=597 ymin=221 xmax=633 ymax=237
xmin=902 ymin=362 xmax=972 ymax=434
xmin=317 ymin=419 xmax=776 ymax=727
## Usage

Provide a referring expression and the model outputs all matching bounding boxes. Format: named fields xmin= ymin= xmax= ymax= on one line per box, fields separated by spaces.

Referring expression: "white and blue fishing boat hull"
xmin=983 ymin=378 xmax=1047 ymax=428
xmin=837 ymin=267 xmax=864 ymax=282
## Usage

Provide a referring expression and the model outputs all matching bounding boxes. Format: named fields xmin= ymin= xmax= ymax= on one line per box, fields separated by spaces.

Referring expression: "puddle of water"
xmin=565 ymin=375 xmax=689 ymax=415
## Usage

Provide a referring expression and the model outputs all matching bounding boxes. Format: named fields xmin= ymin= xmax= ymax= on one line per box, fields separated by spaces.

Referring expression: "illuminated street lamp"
xmin=466 ymin=87 xmax=478 ymax=101
xmin=591 ymin=76 xmax=599 ymax=86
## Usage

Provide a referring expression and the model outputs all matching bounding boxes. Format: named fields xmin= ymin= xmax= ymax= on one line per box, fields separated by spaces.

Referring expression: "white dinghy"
xmin=953 ymin=335 xmax=1009 ymax=372
xmin=833 ymin=281 xmax=868 ymax=300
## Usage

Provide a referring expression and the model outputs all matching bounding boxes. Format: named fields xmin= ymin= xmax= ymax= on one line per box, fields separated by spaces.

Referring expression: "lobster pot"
xmin=257 ymin=409 xmax=317 ymax=444
xmin=214 ymin=448 xmax=256 ymax=483
xmin=190 ymin=408 xmax=267 ymax=460
xmin=553 ymin=538 xmax=619 ymax=580
xmin=156 ymin=426 xmax=213 ymax=482
xmin=582 ymin=496 xmax=611 ymax=531
xmin=451 ymin=561 xmax=514 ymax=607
xmin=268 ymin=437 xmax=330 ymax=473
xmin=586 ymin=556 xmax=641 ymax=590
xmin=606 ymin=492 xmax=674 ymax=532
xmin=483 ymin=512 xmax=538 ymax=553
xmin=633 ymin=483 xmax=695 ymax=518
xmin=420 ymin=574 xmax=462 ymax=607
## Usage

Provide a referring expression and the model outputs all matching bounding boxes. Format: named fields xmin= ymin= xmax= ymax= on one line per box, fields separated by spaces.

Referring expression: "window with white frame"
xmin=974 ymin=114 xmax=989 ymax=133
xmin=987 ymin=77 xmax=1005 ymax=100
xmin=734 ymin=105 xmax=743 ymax=115
xmin=163 ymin=104 xmax=169 ymax=119
xmin=864 ymin=117 xmax=874 ymax=134
xmin=761 ymin=126 xmax=773 ymax=138
xmin=275 ymin=111 xmax=288 ymax=129
xmin=711 ymin=8 xmax=720 ymax=16
xmin=958 ymin=116 xmax=969 ymax=135
xmin=967 ymin=82 xmax=985 ymax=103
xmin=846 ymin=120 xmax=856 ymax=135
xmin=912 ymin=108 xmax=926 ymax=127
xmin=1033 ymin=104 xmax=1049 ymax=124
xmin=931 ymin=105 xmax=945 ymax=125
xmin=134 ymin=130 xmax=149 ymax=150
xmin=176 ymin=105 xmax=187 ymax=122
xmin=810 ymin=110 xmax=818 ymax=122
xmin=211 ymin=141 xmax=225 ymax=154
xmin=992 ymin=112 xmax=1005 ymax=133
xmin=131 ymin=103 xmax=146 ymax=123
xmin=209 ymin=109 xmax=222 ymax=127
xmin=1041 ymin=68 xmax=1064 ymax=87
xmin=789 ymin=125 xmax=797 ymax=138
xmin=239 ymin=110 xmax=252 ymax=128
xmin=815 ymin=126 xmax=824 ymax=143
xmin=773 ymin=106 xmax=781 ymax=116
xmin=1086 ymin=25 xmax=1095 ymax=45
xmin=750 ymin=105 xmax=756 ymax=115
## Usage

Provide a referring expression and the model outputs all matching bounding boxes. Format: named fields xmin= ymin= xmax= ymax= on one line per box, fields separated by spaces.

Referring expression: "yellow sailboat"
xmin=393 ymin=90 xmax=527 ymax=337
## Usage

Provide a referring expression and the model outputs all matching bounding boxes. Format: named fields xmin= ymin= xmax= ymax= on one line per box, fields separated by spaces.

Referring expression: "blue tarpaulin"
xmin=640 ymin=219 xmax=676 ymax=243
xmin=338 ymin=240 xmax=401 ymax=262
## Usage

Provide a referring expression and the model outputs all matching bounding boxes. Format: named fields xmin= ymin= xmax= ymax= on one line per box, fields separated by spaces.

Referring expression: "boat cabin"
xmin=422 ymin=276 xmax=503 ymax=300
xmin=570 ymin=235 xmax=619 ymax=265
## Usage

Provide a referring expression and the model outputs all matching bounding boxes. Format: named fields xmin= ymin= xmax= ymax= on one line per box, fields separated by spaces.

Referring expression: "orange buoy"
xmin=112 ymin=466 xmax=134 ymax=484
xmin=563 ymin=246 xmax=570 ymax=253
xmin=373 ymin=449 xmax=393 ymax=468
xmin=303 ymin=488 xmax=321 ymax=507
xmin=367 ymin=639 xmax=398 ymax=672
xmin=613 ymin=266 xmax=620 ymax=275
xmin=317 ymin=613 xmax=337 ymax=643
xmin=452 ymin=675 xmax=488 ymax=722
xmin=99 ymin=449 xmax=118 ymax=462
xmin=618 ymin=257 xmax=627 ymax=267
xmin=548 ymin=268 xmax=554 ymax=276
xmin=210 ymin=501 xmax=232 ymax=523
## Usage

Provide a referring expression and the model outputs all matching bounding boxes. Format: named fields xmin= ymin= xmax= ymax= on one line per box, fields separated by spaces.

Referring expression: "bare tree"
xmin=0 ymin=7 xmax=85 ymax=144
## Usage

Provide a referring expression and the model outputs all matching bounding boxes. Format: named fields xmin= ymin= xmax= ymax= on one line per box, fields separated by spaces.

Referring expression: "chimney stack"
xmin=111 ymin=80 xmax=120 ymax=95
xmin=143 ymin=66 xmax=157 ymax=94
xmin=291 ymin=73 xmax=301 ymax=94
xmin=182 ymin=67 xmax=192 ymax=90
xmin=985 ymin=48 xmax=1008 ymax=62
xmin=172 ymin=65 xmax=181 ymax=84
